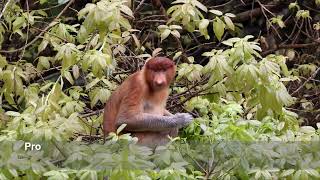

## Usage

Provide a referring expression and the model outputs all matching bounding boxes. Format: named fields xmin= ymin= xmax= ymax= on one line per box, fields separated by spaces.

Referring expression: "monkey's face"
xmin=146 ymin=69 xmax=173 ymax=91
xmin=145 ymin=57 xmax=176 ymax=91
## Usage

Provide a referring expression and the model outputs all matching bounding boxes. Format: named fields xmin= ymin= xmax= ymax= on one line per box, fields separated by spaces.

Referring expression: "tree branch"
xmin=0 ymin=0 xmax=75 ymax=53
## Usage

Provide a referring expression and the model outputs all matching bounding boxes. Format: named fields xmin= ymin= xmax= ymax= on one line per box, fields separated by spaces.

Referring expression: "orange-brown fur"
xmin=103 ymin=57 xmax=177 ymax=146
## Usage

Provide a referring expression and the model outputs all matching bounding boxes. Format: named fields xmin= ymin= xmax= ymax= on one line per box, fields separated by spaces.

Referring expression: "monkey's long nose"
xmin=155 ymin=79 xmax=165 ymax=86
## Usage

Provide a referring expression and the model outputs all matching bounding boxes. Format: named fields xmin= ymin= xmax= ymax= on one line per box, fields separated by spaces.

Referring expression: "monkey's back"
xmin=103 ymin=71 xmax=146 ymax=135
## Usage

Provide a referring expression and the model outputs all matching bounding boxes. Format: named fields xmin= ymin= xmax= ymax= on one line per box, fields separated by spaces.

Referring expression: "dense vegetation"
xmin=0 ymin=0 xmax=319 ymax=179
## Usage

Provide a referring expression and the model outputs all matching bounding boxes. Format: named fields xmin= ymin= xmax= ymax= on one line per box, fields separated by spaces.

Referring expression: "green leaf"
xmin=86 ymin=78 xmax=100 ymax=90
xmin=209 ymin=9 xmax=223 ymax=16
xmin=0 ymin=55 xmax=7 ymax=68
xmin=199 ymin=19 xmax=210 ymax=39
xmin=5 ymin=111 xmax=20 ymax=117
xmin=72 ymin=65 xmax=80 ymax=79
xmin=173 ymin=51 xmax=182 ymax=60
xmin=131 ymin=34 xmax=140 ymax=48
xmin=161 ymin=29 xmax=171 ymax=41
xmin=158 ymin=25 xmax=168 ymax=31
xmin=38 ymin=40 xmax=49 ymax=53
xmin=152 ymin=48 xmax=163 ymax=57
xmin=12 ymin=17 xmax=26 ymax=32
xmin=37 ymin=56 xmax=50 ymax=70
xmin=293 ymin=170 xmax=302 ymax=180
xmin=64 ymin=71 xmax=74 ymax=85
xmin=172 ymin=0 xmax=186 ymax=4
xmin=224 ymin=16 xmax=235 ymax=31
xmin=305 ymin=169 xmax=320 ymax=177
xmin=225 ymin=13 xmax=236 ymax=18
xmin=169 ymin=25 xmax=182 ymax=30
xmin=8 ymin=169 xmax=18 ymax=177
xmin=300 ymin=126 xmax=316 ymax=134
xmin=280 ymin=169 xmax=295 ymax=177
xmin=117 ymin=124 xmax=127 ymax=134
xmin=171 ymin=30 xmax=180 ymax=38
xmin=58 ymin=0 xmax=69 ymax=5
xmin=80 ymin=171 xmax=98 ymax=180
xmin=191 ymin=0 xmax=207 ymax=12
xmin=120 ymin=5 xmax=134 ymax=17
xmin=213 ymin=17 xmax=225 ymax=40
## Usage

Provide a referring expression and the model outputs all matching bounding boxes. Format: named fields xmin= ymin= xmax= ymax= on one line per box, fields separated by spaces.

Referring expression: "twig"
xmin=209 ymin=0 xmax=234 ymax=8
xmin=234 ymin=5 xmax=275 ymax=23
xmin=168 ymin=87 xmax=209 ymax=109
xmin=0 ymin=0 xmax=75 ymax=53
xmin=80 ymin=109 xmax=104 ymax=118
xmin=138 ymin=15 xmax=165 ymax=21
xmin=19 ymin=0 xmax=30 ymax=61
xmin=35 ymin=3 xmax=65 ymax=11
xmin=0 ymin=0 xmax=11 ymax=19
xmin=51 ymin=139 xmax=68 ymax=159
xmin=31 ymin=27 xmax=68 ymax=42
xmin=291 ymin=67 xmax=320 ymax=96
xmin=261 ymin=42 xmax=320 ymax=56
xmin=134 ymin=0 xmax=146 ymax=15
xmin=135 ymin=19 xmax=166 ymax=23
xmin=257 ymin=0 xmax=281 ymax=40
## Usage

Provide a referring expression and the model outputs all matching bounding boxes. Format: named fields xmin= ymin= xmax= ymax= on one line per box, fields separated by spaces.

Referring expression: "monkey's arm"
xmin=116 ymin=113 xmax=193 ymax=132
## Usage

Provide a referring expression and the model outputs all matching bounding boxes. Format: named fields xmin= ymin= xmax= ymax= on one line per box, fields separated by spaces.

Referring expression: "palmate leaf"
xmin=55 ymin=43 xmax=79 ymax=70
xmin=258 ymin=85 xmax=283 ymax=114
xmin=0 ymin=55 xmax=7 ymax=68
xmin=212 ymin=82 xmax=227 ymax=95
xmin=44 ymin=170 xmax=69 ymax=180
xmin=275 ymin=83 xmax=294 ymax=106
xmin=78 ymin=4 xmax=96 ymax=19
xmin=259 ymin=59 xmax=281 ymax=78
xmin=222 ymin=37 xmax=241 ymax=46
xmin=89 ymin=88 xmax=111 ymax=108
xmin=12 ymin=16 xmax=26 ymax=32
xmin=187 ymin=64 xmax=203 ymax=81
xmin=187 ymin=5 xmax=196 ymax=16
xmin=37 ymin=56 xmax=50 ymax=70
xmin=234 ymin=64 xmax=259 ymax=89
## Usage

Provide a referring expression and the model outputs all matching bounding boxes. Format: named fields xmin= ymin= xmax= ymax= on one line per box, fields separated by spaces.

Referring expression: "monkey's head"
xmin=144 ymin=57 xmax=176 ymax=91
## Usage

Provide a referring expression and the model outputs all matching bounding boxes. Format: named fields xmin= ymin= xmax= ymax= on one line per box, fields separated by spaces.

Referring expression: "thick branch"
xmin=261 ymin=42 xmax=320 ymax=56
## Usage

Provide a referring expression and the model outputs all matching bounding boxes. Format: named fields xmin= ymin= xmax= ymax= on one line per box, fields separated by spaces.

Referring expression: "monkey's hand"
xmin=174 ymin=113 xmax=193 ymax=129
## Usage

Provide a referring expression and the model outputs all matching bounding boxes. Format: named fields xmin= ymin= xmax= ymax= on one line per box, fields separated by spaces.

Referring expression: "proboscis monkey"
xmin=103 ymin=57 xmax=193 ymax=146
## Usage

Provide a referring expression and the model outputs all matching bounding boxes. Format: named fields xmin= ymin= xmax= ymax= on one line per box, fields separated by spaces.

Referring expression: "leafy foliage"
xmin=0 ymin=0 xmax=319 ymax=179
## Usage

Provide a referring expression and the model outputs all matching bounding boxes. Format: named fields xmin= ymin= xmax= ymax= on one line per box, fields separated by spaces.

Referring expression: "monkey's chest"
xmin=143 ymin=101 xmax=165 ymax=115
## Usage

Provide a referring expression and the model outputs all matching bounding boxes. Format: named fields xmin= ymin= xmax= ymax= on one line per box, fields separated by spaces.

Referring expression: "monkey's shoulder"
xmin=122 ymin=72 xmax=147 ymax=90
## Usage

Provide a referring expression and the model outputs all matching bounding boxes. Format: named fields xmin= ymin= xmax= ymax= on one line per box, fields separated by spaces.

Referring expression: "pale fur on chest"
xmin=143 ymin=100 xmax=166 ymax=115
xmin=143 ymin=91 xmax=168 ymax=115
